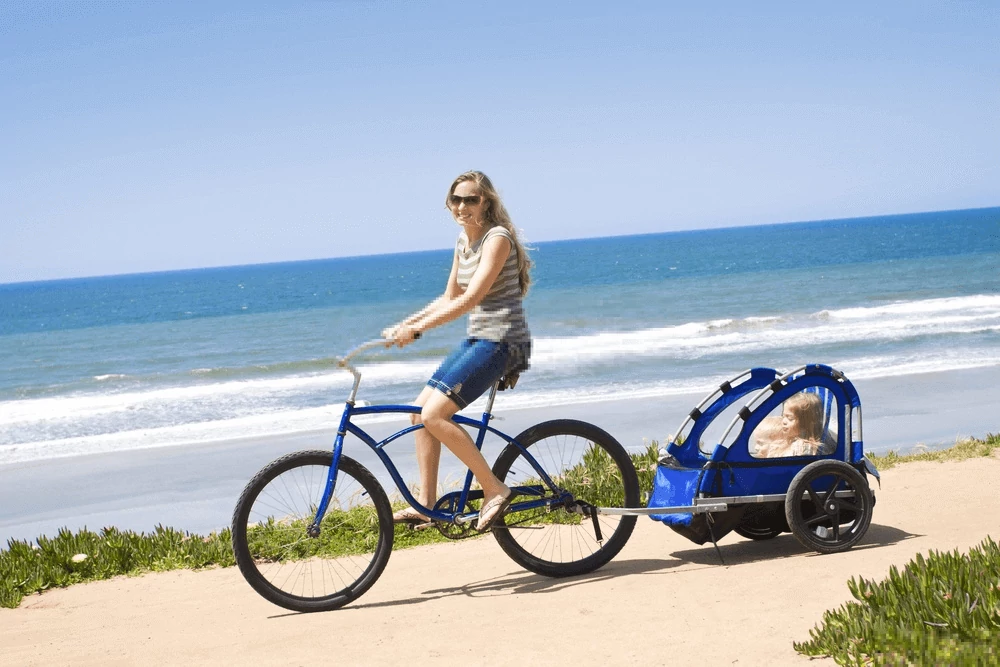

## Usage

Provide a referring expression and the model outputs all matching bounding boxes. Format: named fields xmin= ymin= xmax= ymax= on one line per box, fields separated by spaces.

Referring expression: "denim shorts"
xmin=427 ymin=339 xmax=510 ymax=409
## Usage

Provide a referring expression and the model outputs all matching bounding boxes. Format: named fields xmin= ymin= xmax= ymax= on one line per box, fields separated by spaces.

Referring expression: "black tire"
xmin=232 ymin=451 xmax=393 ymax=612
xmin=735 ymin=503 xmax=786 ymax=540
xmin=784 ymin=460 xmax=873 ymax=554
xmin=734 ymin=525 xmax=783 ymax=541
xmin=491 ymin=419 xmax=640 ymax=577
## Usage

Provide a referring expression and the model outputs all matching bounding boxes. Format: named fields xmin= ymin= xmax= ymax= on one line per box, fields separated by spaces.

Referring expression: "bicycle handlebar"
xmin=335 ymin=332 xmax=422 ymax=402
xmin=337 ymin=331 xmax=422 ymax=368
xmin=337 ymin=339 xmax=389 ymax=367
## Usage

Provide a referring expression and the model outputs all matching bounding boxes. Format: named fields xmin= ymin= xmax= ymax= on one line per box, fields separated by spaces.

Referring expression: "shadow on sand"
xmin=268 ymin=523 xmax=919 ymax=616
xmin=669 ymin=522 xmax=919 ymax=567
xmin=328 ymin=557 xmax=683 ymax=613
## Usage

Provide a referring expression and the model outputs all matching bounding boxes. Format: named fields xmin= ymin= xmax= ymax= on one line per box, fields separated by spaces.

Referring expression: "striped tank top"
xmin=456 ymin=226 xmax=531 ymax=349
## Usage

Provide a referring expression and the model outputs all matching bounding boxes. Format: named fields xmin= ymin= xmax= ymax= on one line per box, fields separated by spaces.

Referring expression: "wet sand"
xmin=1 ymin=366 xmax=997 ymax=545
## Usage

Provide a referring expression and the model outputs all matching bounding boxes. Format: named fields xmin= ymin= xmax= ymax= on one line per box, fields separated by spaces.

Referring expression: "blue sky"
xmin=2 ymin=1 xmax=998 ymax=283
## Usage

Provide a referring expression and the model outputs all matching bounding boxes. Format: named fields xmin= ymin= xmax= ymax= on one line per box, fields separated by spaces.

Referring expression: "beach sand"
xmin=2 ymin=453 xmax=999 ymax=666
xmin=1 ymin=366 xmax=997 ymax=545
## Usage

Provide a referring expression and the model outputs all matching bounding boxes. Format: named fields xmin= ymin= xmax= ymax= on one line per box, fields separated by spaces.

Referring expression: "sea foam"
xmin=2 ymin=292 xmax=998 ymax=463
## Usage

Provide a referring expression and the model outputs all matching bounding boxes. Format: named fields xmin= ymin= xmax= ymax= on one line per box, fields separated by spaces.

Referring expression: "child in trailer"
xmin=751 ymin=392 xmax=834 ymax=458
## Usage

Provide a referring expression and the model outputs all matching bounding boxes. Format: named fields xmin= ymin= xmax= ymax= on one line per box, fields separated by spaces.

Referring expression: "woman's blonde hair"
xmin=447 ymin=170 xmax=533 ymax=296
xmin=783 ymin=392 xmax=824 ymax=441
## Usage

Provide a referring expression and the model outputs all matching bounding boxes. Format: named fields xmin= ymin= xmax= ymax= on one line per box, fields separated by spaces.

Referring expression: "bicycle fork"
xmin=308 ymin=403 xmax=352 ymax=537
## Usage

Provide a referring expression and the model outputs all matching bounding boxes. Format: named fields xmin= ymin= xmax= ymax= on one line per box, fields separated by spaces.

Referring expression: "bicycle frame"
xmin=309 ymin=341 xmax=567 ymax=533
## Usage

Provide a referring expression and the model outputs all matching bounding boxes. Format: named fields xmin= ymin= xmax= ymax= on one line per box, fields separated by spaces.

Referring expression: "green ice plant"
xmin=795 ymin=432 xmax=1000 ymax=665
xmin=795 ymin=537 xmax=1000 ymax=665
xmin=0 ymin=444 xmax=657 ymax=608
xmin=0 ymin=525 xmax=235 ymax=609
xmin=867 ymin=431 xmax=1000 ymax=471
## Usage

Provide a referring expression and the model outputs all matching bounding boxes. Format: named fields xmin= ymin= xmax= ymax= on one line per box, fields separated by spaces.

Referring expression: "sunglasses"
xmin=448 ymin=194 xmax=482 ymax=207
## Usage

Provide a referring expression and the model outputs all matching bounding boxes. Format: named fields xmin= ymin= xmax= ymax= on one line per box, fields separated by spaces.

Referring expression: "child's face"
xmin=781 ymin=410 xmax=799 ymax=434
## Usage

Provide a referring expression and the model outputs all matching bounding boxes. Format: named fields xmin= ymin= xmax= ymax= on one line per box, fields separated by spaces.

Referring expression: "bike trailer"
xmin=647 ymin=364 xmax=879 ymax=554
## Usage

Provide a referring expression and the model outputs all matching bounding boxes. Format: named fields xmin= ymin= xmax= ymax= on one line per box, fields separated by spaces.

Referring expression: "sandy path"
xmin=3 ymin=455 xmax=998 ymax=666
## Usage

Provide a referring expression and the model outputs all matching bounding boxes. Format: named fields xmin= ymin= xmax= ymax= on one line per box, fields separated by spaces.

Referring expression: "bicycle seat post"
xmin=482 ymin=381 xmax=500 ymax=418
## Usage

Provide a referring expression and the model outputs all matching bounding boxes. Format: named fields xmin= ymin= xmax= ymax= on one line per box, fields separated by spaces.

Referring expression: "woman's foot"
xmin=393 ymin=507 xmax=431 ymax=525
xmin=476 ymin=487 xmax=514 ymax=532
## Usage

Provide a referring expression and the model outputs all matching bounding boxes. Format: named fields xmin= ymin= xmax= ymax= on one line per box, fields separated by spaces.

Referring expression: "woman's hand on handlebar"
xmin=383 ymin=323 xmax=422 ymax=348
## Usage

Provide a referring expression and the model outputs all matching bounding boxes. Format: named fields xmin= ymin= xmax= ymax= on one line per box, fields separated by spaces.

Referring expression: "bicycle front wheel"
xmin=231 ymin=451 xmax=393 ymax=612
xmin=491 ymin=419 xmax=640 ymax=577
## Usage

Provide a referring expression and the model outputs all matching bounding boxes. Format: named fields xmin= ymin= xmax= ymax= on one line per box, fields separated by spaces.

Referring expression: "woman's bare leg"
xmin=410 ymin=386 xmax=441 ymax=512
xmin=420 ymin=390 xmax=510 ymax=503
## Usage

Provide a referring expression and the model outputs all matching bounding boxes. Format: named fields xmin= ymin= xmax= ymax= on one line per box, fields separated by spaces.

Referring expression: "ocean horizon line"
xmin=4 ymin=204 xmax=997 ymax=288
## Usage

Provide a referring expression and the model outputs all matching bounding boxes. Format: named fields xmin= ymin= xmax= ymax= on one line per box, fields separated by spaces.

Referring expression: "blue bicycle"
xmin=231 ymin=339 xmax=641 ymax=612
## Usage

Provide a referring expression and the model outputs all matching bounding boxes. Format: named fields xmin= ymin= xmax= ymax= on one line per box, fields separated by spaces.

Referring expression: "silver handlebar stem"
xmin=337 ymin=339 xmax=391 ymax=404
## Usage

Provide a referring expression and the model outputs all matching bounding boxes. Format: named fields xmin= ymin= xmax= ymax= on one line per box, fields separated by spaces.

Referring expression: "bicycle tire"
xmin=232 ymin=450 xmax=393 ymax=612
xmin=491 ymin=419 xmax=640 ymax=577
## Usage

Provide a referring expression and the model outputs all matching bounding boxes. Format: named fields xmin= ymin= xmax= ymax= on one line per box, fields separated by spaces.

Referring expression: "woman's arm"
xmin=392 ymin=235 xmax=511 ymax=345
xmin=393 ymin=295 xmax=444 ymax=328
xmin=383 ymin=250 xmax=462 ymax=340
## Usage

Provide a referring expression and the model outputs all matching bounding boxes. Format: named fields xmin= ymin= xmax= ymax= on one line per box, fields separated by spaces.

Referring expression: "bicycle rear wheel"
xmin=231 ymin=450 xmax=393 ymax=612
xmin=491 ymin=419 xmax=640 ymax=577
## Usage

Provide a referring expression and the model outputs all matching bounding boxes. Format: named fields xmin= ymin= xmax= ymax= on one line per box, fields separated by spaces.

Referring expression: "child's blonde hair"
xmin=754 ymin=415 xmax=784 ymax=444
xmin=783 ymin=392 xmax=824 ymax=441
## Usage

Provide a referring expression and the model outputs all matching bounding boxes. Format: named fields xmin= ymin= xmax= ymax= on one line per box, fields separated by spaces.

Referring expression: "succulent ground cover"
xmin=794 ymin=536 xmax=1000 ymax=664
xmin=0 ymin=525 xmax=235 ymax=609
xmin=1 ymin=443 xmax=660 ymax=609
xmin=866 ymin=432 xmax=1000 ymax=471
xmin=795 ymin=432 xmax=1000 ymax=664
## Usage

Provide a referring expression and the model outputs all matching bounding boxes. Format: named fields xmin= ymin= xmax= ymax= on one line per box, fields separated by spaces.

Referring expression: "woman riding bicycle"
xmin=383 ymin=170 xmax=532 ymax=532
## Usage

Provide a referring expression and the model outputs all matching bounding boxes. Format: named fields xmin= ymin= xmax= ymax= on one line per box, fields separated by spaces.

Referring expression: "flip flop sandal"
xmin=476 ymin=490 xmax=514 ymax=532
xmin=393 ymin=508 xmax=431 ymax=526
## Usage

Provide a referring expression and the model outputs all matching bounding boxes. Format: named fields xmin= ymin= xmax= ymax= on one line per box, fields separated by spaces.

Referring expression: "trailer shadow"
xmin=668 ymin=523 xmax=919 ymax=567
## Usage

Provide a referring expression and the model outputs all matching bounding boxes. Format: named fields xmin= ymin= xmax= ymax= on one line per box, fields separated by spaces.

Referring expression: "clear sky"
xmin=2 ymin=1 xmax=998 ymax=283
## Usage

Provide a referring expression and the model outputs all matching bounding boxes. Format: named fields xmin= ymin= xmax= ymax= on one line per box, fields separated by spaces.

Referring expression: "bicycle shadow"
xmin=668 ymin=523 xmax=920 ymax=567
xmin=265 ymin=524 xmax=919 ymax=617
xmin=341 ymin=557 xmax=683 ymax=611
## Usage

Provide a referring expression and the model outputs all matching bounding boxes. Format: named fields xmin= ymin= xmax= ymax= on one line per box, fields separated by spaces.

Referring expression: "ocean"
xmin=2 ymin=207 xmax=998 ymax=466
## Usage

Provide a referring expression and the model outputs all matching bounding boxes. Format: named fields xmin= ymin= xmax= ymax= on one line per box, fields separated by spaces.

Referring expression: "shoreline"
xmin=1 ymin=365 xmax=997 ymax=546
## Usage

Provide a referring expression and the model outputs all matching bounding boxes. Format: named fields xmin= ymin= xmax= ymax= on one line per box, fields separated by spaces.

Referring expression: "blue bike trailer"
xmin=640 ymin=365 xmax=879 ymax=554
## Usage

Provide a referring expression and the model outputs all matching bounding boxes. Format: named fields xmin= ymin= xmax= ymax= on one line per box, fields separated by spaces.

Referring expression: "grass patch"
xmin=795 ymin=537 xmax=1000 ymax=665
xmin=0 ymin=525 xmax=234 ymax=609
xmin=0 ymin=517 xmax=459 ymax=610
xmin=795 ymin=432 xmax=1000 ymax=664
xmin=501 ymin=441 xmax=658 ymax=528
xmin=867 ymin=432 xmax=1000 ymax=471
xmin=1 ymin=443 xmax=660 ymax=609
xmin=634 ymin=441 xmax=660 ymax=495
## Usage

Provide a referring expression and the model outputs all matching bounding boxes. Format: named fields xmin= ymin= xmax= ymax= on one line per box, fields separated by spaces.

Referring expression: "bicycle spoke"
xmin=233 ymin=453 xmax=391 ymax=611
xmin=492 ymin=421 xmax=639 ymax=575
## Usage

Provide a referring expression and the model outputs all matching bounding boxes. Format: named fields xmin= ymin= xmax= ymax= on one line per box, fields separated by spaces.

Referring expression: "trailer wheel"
xmin=784 ymin=460 xmax=873 ymax=554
